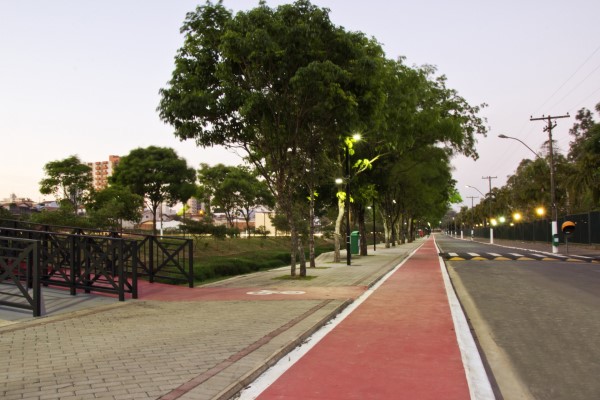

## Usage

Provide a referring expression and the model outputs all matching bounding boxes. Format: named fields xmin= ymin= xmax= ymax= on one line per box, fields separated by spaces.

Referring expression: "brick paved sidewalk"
xmin=0 ymin=240 xmax=423 ymax=400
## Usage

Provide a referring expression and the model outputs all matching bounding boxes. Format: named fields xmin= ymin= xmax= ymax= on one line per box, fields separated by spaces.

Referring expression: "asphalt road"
xmin=436 ymin=234 xmax=600 ymax=400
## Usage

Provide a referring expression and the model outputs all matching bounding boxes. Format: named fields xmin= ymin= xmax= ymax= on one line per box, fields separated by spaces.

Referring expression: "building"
xmin=86 ymin=155 xmax=120 ymax=190
xmin=254 ymin=207 xmax=276 ymax=235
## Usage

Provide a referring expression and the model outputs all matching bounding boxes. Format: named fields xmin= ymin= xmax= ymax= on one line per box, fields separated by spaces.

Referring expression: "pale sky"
xmin=2 ymin=1 xmax=600 ymax=209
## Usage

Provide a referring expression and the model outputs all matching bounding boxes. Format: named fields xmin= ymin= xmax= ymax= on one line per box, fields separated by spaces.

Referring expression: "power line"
xmin=533 ymin=43 xmax=600 ymax=115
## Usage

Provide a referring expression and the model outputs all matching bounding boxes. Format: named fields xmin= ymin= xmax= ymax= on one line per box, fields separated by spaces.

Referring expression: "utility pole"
xmin=530 ymin=113 xmax=570 ymax=254
xmin=467 ymin=195 xmax=477 ymax=240
xmin=482 ymin=176 xmax=497 ymax=244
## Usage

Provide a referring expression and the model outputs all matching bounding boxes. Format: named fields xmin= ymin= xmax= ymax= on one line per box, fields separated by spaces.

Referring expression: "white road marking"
xmin=237 ymin=245 xmax=423 ymax=399
xmin=436 ymin=240 xmax=496 ymax=400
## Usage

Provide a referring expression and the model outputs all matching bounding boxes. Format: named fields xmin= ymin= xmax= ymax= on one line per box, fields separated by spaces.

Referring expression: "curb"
xmin=215 ymin=299 xmax=352 ymax=400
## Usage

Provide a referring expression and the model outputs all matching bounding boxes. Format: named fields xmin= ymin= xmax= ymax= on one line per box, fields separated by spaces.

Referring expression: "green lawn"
xmin=190 ymin=236 xmax=333 ymax=282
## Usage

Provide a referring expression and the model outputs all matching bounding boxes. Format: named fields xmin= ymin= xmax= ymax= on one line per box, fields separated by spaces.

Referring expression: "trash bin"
xmin=350 ymin=231 xmax=360 ymax=255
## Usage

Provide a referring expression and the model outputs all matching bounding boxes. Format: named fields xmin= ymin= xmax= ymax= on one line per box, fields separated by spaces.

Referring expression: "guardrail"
xmin=0 ymin=227 xmax=137 ymax=301
xmin=0 ymin=236 xmax=42 ymax=316
xmin=0 ymin=219 xmax=194 ymax=287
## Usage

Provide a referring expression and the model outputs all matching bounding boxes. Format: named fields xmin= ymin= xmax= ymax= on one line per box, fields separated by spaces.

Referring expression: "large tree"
xmin=350 ymin=60 xmax=486 ymax=248
xmin=87 ymin=185 xmax=144 ymax=230
xmin=39 ymin=155 xmax=93 ymax=214
xmin=158 ymin=1 xmax=385 ymax=275
xmin=110 ymin=146 xmax=196 ymax=235
xmin=567 ymin=103 xmax=600 ymax=211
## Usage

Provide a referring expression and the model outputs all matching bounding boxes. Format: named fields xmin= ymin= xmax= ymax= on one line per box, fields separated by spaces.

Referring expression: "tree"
xmin=567 ymin=104 xmax=600 ymax=211
xmin=87 ymin=185 xmax=144 ymax=230
xmin=196 ymin=163 xmax=232 ymax=217
xmin=227 ymin=168 xmax=274 ymax=234
xmin=158 ymin=1 xmax=385 ymax=275
xmin=39 ymin=155 xmax=93 ymax=214
xmin=110 ymin=146 xmax=196 ymax=235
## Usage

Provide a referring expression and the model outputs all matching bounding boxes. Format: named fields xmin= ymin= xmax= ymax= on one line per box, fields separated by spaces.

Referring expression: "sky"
xmin=2 ymin=1 xmax=600 ymax=210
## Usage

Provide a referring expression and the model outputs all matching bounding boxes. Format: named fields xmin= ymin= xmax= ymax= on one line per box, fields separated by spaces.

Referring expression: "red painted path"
xmin=257 ymin=237 xmax=471 ymax=400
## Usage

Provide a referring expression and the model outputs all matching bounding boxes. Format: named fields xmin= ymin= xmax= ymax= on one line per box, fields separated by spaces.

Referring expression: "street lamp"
xmin=499 ymin=134 xmax=558 ymax=253
xmin=343 ymin=133 xmax=361 ymax=265
xmin=498 ymin=134 xmax=539 ymax=158
xmin=466 ymin=184 xmax=494 ymax=243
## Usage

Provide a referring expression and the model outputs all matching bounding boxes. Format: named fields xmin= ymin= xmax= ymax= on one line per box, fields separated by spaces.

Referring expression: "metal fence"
xmin=0 ymin=219 xmax=194 ymax=287
xmin=0 ymin=227 xmax=137 ymax=301
xmin=0 ymin=236 xmax=42 ymax=316
xmin=473 ymin=210 xmax=600 ymax=245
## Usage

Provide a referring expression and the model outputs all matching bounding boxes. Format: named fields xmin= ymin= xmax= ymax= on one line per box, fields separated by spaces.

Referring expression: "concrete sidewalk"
xmin=0 ymin=240 xmax=427 ymax=400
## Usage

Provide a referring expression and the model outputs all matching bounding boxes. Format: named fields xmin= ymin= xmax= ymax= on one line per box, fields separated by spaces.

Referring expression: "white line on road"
xmin=236 ymin=245 xmax=423 ymax=399
xmin=436 ymin=239 xmax=495 ymax=400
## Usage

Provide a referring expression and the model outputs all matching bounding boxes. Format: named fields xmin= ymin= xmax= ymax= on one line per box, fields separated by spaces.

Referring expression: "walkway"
xmin=247 ymin=237 xmax=482 ymax=399
xmin=2 ymin=239 xmax=455 ymax=400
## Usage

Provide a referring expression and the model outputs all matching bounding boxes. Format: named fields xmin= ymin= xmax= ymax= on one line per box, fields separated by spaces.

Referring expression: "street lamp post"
xmin=499 ymin=133 xmax=559 ymax=253
xmin=345 ymin=143 xmax=351 ymax=265
xmin=466 ymin=184 xmax=494 ymax=243
xmin=343 ymin=133 xmax=361 ymax=266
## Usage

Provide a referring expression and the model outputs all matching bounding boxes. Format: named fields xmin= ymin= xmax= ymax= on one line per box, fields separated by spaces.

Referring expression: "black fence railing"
xmin=471 ymin=210 xmax=600 ymax=245
xmin=0 ymin=227 xmax=137 ymax=301
xmin=0 ymin=236 xmax=42 ymax=316
xmin=0 ymin=219 xmax=194 ymax=287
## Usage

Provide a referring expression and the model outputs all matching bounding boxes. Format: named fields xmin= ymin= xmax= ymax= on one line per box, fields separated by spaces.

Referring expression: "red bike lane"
xmin=256 ymin=237 xmax=471 ymax=399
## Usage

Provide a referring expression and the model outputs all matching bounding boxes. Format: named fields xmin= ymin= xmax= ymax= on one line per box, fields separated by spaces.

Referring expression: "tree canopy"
xmin=39 ymin=155 xmax=93 ymax=214
xmin=159 ymin=0 xmax=488 ymax=272
xmin=110 ymin=146 xmax=196 ymax=235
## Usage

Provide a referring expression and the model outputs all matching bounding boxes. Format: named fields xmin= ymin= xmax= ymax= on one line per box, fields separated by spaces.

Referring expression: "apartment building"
xmin=87 ymin=155 xmax=120 ymax=190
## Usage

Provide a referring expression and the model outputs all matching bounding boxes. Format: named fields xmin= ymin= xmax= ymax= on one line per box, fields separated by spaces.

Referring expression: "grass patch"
xmin=191 ymin=236 xmax=334 ymax=283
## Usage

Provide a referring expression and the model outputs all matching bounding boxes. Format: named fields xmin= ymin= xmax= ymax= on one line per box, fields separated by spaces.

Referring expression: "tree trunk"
xmin=400 ymin=214 xmax=407 ymax=244
xmin=289 ymin=213 xmax=297 ymax=277
xmin=358 ymin=205 xmax=367 ymax=256
xmin=298 ymin=236 xmax=306 ymax=277
xmin=382 ymin=214 xmax=391 ymax=248
xmin=333 ymin=193 xmax=344 ymax=262
xmin=151 ymin=204 xmax=158 ymax=236
xmin=309 ymin=183 xmax=316 ymax=268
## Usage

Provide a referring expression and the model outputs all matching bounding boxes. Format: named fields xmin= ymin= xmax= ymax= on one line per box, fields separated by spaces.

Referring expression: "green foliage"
xmin=457 ymin=102 xmax=600 ymax=225
xmin=159 ymin=1 xmax=389 ymax=272
xmin=30 ymin=205 xmax=95 ymax=228
xmin=197 ymin=164 xmax=274 ymax=230
xmin=39 ymin=155 xmax=93 ymax=213
xmin=0 ymin=207 xmax=13 ymax=219
xmin=193 ymin=240 xmax=333 ymax=282
xmin=159 ymin=0 xmax=489 ymax=262
xmin=87 ymin=185 xmax=144 ymax=229
xmin=110 ymin=146 xmax=196 ymax=234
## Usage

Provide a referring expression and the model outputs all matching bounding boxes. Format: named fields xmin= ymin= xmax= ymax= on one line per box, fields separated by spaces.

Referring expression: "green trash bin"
xmin=350 ymin=231 xmax=360 ymax=255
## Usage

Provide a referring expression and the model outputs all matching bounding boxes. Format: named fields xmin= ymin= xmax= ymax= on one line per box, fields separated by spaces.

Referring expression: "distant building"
xmin=86 ymin=155 xmax=120 ymax=190
xmin=0 ymin=195 xmax=37 ymax=216
xmin=254 ymin=207 xmax=276 ymax=235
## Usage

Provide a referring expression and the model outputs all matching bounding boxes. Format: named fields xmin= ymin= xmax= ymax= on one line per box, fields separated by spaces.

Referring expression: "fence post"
xmin=118 ymin=239 xmax=125 ymax=301
xmin=149 ymin=237 xmax=154 ymax=283
xmin=588 ymin=212 xmax=592 ymax=245
xmin=70 ymin=236 xmax=77 ymax=296
xmin=32 ymin=242 xmax=41 ymax=317
xmin=131 ymin=241 xmax=138 ymax=299
xmin=188 ymin=239 xmax=194 ymax=288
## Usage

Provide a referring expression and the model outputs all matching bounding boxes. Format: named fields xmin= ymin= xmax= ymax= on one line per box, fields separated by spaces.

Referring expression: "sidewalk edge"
xmin=435 ymin=237 xmax=496 ymax=400
xmin=215 ymin=299 xmax=352 ymax=400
